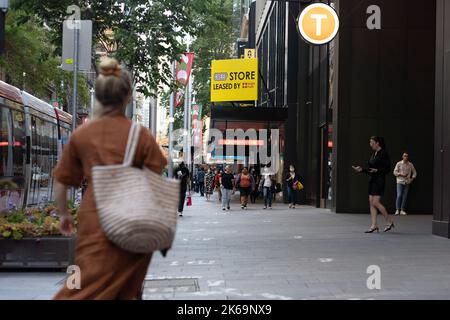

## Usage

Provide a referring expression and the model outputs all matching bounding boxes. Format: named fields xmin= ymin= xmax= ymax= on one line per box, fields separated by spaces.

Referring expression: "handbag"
xmin=186 ymin=191 xmax=192 ymax=206
xmin=91 ymin=123 xmax=180 ymax=253
xmin=293 ymin=180 xmax=304 ymax=190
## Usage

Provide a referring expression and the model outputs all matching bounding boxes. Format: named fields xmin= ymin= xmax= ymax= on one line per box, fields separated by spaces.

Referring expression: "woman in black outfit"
xmin=352 ymin=136 xmax=395 ymax=233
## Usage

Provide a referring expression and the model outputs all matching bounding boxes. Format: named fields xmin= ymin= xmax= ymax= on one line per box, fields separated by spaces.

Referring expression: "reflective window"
xmin=0 ymin=106 xmax=23 ymax=212
xmin=28 ymin=116 xmax=57 ymax=206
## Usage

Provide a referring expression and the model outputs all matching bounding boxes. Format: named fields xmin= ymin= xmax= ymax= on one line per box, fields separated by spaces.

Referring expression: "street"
xmin=2 ymin=193 xmax=450 ymax=300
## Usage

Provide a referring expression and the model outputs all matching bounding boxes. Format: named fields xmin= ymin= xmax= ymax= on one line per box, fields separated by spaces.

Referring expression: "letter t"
xmin=310 ymin=14 xmax=327 ymax=36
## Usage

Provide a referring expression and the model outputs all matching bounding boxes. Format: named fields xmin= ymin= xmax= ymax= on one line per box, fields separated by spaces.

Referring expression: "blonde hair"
xmin=94 ymin=58 xmax=132 ymax=117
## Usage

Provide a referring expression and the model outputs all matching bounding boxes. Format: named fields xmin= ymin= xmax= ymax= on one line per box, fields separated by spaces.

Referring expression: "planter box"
xmin=0 ymin=237 xmax=75 ymax=269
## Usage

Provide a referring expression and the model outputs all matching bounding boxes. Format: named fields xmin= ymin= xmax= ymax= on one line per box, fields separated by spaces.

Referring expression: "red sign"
xmin=175 ymin=53 xmax=195 ymax=107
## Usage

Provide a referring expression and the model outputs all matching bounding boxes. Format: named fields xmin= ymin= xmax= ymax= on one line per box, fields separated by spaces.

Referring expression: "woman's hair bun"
xmin=99 ymin=58 xmax=122 ymax=77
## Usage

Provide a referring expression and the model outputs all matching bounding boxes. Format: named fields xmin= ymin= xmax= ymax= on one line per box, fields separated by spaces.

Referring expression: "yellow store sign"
xmin=210 ymin=58 xmax=258 ymax=102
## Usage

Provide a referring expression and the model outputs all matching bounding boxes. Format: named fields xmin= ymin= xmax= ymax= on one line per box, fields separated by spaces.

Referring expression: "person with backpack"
xmin=235 ymin=167 xmax=255 ymax=210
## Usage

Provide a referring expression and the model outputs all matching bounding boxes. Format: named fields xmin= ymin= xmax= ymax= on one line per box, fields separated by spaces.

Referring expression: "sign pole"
xmin=70 ymin=21 xmax=79 ymax=202
xmin=71 ymin=23 xmax=79 ymax=132
xmin=187 ymin=75 xmax=193 ymax=171
xmin=168 ymin=61 xmax=175 ymax=179
xmin=183 ymin=76 xmax=189 ymax=164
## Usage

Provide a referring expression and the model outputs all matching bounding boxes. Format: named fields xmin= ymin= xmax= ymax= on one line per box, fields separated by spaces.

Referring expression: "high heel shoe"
xmin=365 ymin=227 xmax=379 ymax=233
xmin=383 ymin=223 xmax=395 ymax=232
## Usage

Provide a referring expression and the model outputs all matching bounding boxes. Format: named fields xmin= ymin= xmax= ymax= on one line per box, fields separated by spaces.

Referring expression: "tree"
xmin=158 ymin=0 xmax=235 ymax=134
xmin=12 ymin=0 xmax=198 ymax=97
xmin=190 ymin=0 xmax=235 ymax=119
xmin=0 ymin=8 xmax=90 ymax=108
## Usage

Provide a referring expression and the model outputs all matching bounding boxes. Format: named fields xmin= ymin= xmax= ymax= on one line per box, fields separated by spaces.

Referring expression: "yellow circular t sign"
xmin=298 ymin=3 xmax=339 ymax=45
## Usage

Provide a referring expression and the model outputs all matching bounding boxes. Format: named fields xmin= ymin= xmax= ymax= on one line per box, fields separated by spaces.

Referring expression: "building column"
xmin=432 ymin=0 xmax=450 ymax=238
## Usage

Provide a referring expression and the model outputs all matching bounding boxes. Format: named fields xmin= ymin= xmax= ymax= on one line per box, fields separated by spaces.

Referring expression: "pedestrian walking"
xmin=204 ymin=167 xmax=215 ymax=201
xmin=260 ymin=167 xmax=274 ymax=209
xmin=220 ymin=165 xmax=235 ymax=211
xmin=236 ymin=167 xmax=255 ymax=210
xmin=250 ymin=167 xmax=259 ymax=204
xmin=285 ymin=164 xmax=303 ymax=209
xmin=393 ymin=152 xmax=417 ymax=216
xmin=196 ymin=167 xmax=206 ymax=196
xmin=175 ymin=162 xmax=190 ymax=217
xmin=53 ymin=58 xmax=167 ymax=299
xmin=352 ymin=136 xmax=395 ymax=233
xmin=214 ymin=168 xmax=222 ymax=202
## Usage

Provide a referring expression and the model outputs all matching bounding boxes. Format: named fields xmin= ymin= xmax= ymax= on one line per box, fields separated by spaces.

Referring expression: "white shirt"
xmin=263 ymin=174 xmax=272 ymax=187
xmin=393 ymin=160 xmax=417 ymax=185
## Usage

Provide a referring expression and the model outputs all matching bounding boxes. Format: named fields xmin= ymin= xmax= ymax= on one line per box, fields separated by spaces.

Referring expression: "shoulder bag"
xmin=92 ymin=123 xmax=180 ymax=253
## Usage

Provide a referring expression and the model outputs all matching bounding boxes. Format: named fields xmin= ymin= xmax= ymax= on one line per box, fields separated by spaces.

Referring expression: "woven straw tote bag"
xmin=92 ymin=122 xmax=180 ymax=253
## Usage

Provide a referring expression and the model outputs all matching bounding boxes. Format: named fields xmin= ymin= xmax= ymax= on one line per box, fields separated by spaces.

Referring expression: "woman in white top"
xmin=260 ymin=167 xmax=274 ymax=209
xmin=393 ymin=152 xmax=417 ymax=215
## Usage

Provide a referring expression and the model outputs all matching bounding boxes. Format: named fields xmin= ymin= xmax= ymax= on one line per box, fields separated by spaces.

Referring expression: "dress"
xmin=204 ymin=173 xmax=215 ymax=195
xmin=53 ymin=115 xmax=167 ymax=300
xmin=362 ymin=149 xmax=390 ymax=196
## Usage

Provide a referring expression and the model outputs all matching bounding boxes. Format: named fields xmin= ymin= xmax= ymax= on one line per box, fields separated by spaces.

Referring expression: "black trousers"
xmin=250 ymin=189 xmax=258 ymax=203
xmin=199 ymin=182 xmax=205 ymax=196
xmin=178 ymin=187 xmax=187 ymax=213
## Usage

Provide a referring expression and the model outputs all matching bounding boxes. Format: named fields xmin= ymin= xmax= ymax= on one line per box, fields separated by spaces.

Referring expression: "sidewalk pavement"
xmin=1 ymin=192 xmax=450 ymax=300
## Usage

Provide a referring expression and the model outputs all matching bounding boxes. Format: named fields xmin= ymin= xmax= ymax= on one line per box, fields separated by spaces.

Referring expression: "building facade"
xmin=244 ymin=0 xmax=450 ymax=237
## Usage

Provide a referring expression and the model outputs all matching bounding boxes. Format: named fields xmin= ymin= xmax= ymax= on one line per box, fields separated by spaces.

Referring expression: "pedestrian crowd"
xmin=173 ymin=163 xmax=304 ymax=214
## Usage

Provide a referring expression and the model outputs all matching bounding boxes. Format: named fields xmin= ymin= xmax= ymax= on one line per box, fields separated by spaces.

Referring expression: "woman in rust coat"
xmin=53 ymin=58 xmax=167 ymax=299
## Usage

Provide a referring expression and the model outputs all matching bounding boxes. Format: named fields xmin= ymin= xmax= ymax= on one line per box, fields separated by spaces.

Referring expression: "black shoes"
xmin=365 ymin=227 xmax=379 ymax=233
xmin=365 ymin=223 xmax=395 ymax=233
xmin=383 ymin=223 xmax=395 ymax=232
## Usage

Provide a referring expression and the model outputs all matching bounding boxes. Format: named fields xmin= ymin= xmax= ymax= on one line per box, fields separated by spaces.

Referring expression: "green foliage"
xmin=191 ymin=0 xmax=235 ymax=118
xmin=0 ymin=7 xmax=90 ymax=107
xmin=5 ymin=210 xmax=26 ymax=224
xmin=11 ymin=0 xmax=198 ymax=97
xmin=160 ymin=0 xmax=235 ymax=132
xmin=0 ymin=204 xmax=78 ymax=240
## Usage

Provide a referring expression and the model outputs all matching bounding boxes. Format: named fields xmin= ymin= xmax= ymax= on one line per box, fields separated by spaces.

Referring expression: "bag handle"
xmin=123 ymin=122 xmax=141 ymax=166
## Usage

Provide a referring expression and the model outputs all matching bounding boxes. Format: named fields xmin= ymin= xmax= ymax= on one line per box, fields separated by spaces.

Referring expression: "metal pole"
xmin=183 ymin=77 xmax=189 ymax=164
xmin=168 ymin=61 xmax=175 ymax=179
xmin=187 ymin=75 xmax=193 ymax=169
xmin=150 ymin=97 xmax=157 ymax=136
xmin=71 ymin=24 xmax=79 ymax=132
xmin=90 ymin=88 xmax=95 ymax=119
xmin=71 ymin=22 xmax=79 ymax=201
xmin=132 ymin=87 xmax=137 ymax=122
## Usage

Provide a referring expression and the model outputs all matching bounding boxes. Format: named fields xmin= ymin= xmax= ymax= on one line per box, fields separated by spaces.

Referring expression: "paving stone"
xmin=2 ymin=194 xmax=450 ymax=299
